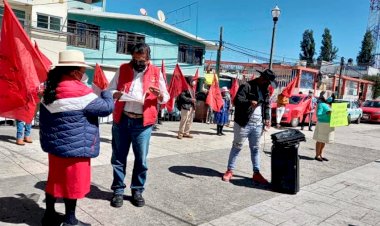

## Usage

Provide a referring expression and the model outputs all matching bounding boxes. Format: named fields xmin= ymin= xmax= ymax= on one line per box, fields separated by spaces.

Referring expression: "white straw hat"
xmin=54 ymin=50 xmax=92 ymax=68
xmin=221 ymin=86 xmax=229 ymax=92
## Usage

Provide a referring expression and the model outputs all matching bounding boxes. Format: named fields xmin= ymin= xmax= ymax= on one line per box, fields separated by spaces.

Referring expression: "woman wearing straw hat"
xmin=39 ymin=50 xmax=114 ymax=226
xmin=214 ymin=86 xmax=231 ymax=135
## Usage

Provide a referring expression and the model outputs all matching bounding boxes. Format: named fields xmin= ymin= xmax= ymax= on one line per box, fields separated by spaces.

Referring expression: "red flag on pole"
xmin=230 ymin=78 xmax=239 ymax=104
xmin=206 ymin=74 xmax=224 ymax=112
xmin=193 ymin=68 xmax=199 ymax=92
xmin=34 ymin=41 xmax=52 ymax=72
xmin=0 ymin=0 xmax=48 ymax=123
xmin=281 ymin=76 xmax=298 ymax=97
xmin=291 ymin=98 xmax=312 ymax=118
xmin=93 ymin=63 xmax=109 ymax=90
xmin=166 ymin=64 xmax=189 ymax=112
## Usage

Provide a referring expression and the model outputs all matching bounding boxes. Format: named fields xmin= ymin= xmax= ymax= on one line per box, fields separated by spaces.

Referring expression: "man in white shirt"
xmin=108 ymin=43 xmax=169 ymax=208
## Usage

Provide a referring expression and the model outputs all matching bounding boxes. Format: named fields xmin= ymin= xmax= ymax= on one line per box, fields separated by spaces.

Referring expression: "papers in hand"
xmin=119 ymin=92 xmax=145 ymax=103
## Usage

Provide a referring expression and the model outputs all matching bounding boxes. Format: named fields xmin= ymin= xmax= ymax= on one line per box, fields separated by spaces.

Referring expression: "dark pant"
xmin=301 ymin=112 xmax=313 ymax=130
xmin=111 ymin=115 xmax=153 ymax=195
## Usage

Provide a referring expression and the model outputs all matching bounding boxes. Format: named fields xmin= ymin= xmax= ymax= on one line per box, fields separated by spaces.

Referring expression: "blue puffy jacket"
xmin=39 ymin=80 xmax=114 ymax=158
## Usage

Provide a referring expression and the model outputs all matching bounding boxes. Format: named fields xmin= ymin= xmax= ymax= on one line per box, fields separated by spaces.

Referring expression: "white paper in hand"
xmin=119 ymin=92 xmax=146 ymax=103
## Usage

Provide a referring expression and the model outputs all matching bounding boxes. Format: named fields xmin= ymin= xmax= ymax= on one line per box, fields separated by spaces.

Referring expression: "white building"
xmin=0 ymin=0 xmax=68 ymax=63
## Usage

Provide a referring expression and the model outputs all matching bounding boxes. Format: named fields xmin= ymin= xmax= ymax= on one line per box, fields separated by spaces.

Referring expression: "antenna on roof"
xmin=157 ymin=10 xmax=166 ymax=22
xmin=140 ymin=8 xmax=147 ymax=16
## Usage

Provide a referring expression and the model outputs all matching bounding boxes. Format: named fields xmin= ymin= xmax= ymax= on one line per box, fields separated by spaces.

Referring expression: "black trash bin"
xmin=271 ymin=129 xmax=306 ymax=194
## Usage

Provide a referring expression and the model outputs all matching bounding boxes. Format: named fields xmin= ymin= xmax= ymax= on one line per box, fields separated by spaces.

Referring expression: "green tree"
xmin=318 ymin=28 xmax=339 ymax=62
xmin=357 ymin=31 xmax=374 ymax=66
xmin=299 ymin=29 xmax=315 ymax=66
xmin=363 ymin=75 xmax=380 ymax=99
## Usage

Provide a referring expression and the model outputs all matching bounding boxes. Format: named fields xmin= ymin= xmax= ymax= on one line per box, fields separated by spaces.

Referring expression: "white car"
xmin=334 ymin=99 xmax=363 ymax=124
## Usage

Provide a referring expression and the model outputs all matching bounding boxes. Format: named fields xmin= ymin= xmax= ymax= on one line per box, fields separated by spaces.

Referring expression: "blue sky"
xmin=106 ymin=0 xmax=369 ymax=64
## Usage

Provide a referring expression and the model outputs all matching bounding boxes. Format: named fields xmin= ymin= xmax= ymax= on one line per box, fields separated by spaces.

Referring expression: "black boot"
xmin=217 ymin=125 xmax=221 ymax=136
xmin=42 ymin=193 xmax=64 ymax=226
xmin=220 ymin=125 xmax=225 ymax=135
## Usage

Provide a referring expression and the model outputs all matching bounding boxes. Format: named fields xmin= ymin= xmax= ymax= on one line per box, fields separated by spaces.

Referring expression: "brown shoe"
xmin=183 ymin=134 xmax=193 ymax=138
xmin=177 ymin=135 xmax=183 ymax=139
xmin=24 ymin=137 xmax=33 ymax=143
xmin=16 ymin=139 xmax=25 ymax=146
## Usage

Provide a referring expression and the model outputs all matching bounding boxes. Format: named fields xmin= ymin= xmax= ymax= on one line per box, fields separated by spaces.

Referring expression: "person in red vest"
xmin=108 ymin=43 xmax=169 ymax=208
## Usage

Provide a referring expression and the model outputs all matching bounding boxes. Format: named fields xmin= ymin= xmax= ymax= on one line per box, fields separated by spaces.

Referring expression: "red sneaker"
xmin=252 ymin=172 xmax=269 ymax=185
xmin=222 ymin=170 xmax=233 ymax=182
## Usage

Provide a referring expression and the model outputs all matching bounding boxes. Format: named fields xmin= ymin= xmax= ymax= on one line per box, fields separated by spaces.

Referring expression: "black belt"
xmin=124 ymin=111 xmax=143 ymax=118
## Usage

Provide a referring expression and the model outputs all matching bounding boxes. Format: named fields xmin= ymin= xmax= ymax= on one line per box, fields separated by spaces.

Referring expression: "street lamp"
xmin=269 ymin=5 xmax=280 ymax=70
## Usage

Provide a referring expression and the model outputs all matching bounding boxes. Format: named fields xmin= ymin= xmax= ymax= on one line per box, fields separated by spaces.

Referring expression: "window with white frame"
xmin=37 ymin=14 xmax=61 ymax=31
xmin=178 ymin=43 xmax=204 ymax=65
xmin=0 ymin=7 xmax=26 ymax=28
xmin=116 ymin=31 xmax=145 ymax=55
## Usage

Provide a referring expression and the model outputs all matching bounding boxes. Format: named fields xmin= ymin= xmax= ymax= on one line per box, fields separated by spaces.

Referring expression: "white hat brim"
xmin=53 ymin=63 xmax=93 ymax=69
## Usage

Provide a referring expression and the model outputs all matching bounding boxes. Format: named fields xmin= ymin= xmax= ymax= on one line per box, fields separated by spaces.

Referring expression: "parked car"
xmin=361 ymin=100 xmax=380 ymax=123
xmin=0 ymin=117 xmax=14 ymax=126
xmin=271 ymin=94 xmax=317 ymax=127
xmin=334 ymin=99 xmax=362 ymax=124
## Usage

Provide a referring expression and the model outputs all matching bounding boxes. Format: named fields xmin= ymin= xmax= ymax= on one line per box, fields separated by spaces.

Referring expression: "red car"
xmin=361 ymin=100 xmax=380 ymax=123
xmin=271 ymin=94 xmax=317 ymax=127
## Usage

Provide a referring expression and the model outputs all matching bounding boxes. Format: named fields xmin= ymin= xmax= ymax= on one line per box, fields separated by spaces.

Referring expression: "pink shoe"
xmin=222 ymin=170 xmax=233 ymax=182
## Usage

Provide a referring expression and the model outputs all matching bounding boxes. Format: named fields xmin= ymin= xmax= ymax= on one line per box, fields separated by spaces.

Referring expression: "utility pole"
xmin=101 ymin=35 xmax=106 ymax=64
xmin=216 ymin=26 xmax=223 ymax=78
xmin=337 ymin=57 xmax=345 ymax=98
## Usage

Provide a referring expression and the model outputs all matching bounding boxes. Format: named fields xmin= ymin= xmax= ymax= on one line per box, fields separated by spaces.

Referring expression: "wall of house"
xmin=30 ymin=0 xmax=68 ymax=63
xmin=67 ymin=13 xmax=205 ymax=77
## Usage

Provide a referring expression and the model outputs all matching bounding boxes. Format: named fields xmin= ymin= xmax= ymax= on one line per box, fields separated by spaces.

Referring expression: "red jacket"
xmin=113 ymin=62 xmax=160 ymax=126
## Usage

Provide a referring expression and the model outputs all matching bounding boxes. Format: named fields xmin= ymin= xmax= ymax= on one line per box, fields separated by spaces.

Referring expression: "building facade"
xmin=66 ymin=1 xmax=217 ymax=82
xmin=0 ymin=0 xmax=67 ymax=63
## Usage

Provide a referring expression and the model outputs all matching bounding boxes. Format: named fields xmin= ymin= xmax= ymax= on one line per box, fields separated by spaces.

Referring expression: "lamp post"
xmin=269 ymin=5 xmax=280 ymax=70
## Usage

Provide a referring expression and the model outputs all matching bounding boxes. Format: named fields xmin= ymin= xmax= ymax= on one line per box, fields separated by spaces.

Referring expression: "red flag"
xmin=230 ymin=78 xmax=239 ymax=104
xmin=193 ymin=68 xmax=199 ymax=92
xmin=206 ymin=74 xmax=224 ymax=112
xmin=0 ymin=0 xmax=48 ymax=123
xmin=281 ymin=76 xmax=298 ymax=97
xmin=34 ymin=41 xmax=52 ymax=72
xmin=166 ymin=64 xmax=189 ymax=112
xmin=93 ymin=63 xmax=109 ymax=90
xmin=291 ymin=98 xmax=312 ymax=119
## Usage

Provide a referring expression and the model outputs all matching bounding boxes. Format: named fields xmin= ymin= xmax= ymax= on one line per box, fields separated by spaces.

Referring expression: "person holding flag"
xmin=39 ymin=50 xmax=114 ymax=226
xmin=177 ymin=76 xmax=196 ymax=139
xmin=214 ymin=87 xmax=231 ymax=135
xmin=300 ymin=90 xmax=317 ymax=131
xmin=108 ymin=43 xmax=169 ymax=208
xmin=222 ymin=69 xmax=277 ymax=185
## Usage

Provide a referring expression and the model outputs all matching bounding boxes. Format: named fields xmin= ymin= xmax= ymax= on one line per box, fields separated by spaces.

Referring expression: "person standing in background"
xmin=275 ymin=93 xmax=289 ymax=128
xmin=214 ymin=87 xmax=230 ymax=135
xmin=177 ymin=76 xmax=196 ymax=139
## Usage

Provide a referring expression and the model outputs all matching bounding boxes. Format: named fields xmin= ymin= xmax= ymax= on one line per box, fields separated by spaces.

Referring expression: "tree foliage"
xmin=299 ymin=29 xmax=315 ymax=66
xmin=318 ymin=28 xmax=338 ymax=62
xmin=363 ymin=76 xmax=380 ymax=99
xmin=357 ymin=31 xmax=374 ymax=66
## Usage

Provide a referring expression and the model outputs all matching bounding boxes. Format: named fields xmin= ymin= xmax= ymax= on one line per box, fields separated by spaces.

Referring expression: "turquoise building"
xmin=67 ymin=1 xmax=217 ymax=82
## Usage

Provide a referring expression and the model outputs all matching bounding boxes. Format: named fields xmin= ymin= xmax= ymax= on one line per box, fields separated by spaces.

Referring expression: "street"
xmin=0 ymin=122 xmax=379 ymax=225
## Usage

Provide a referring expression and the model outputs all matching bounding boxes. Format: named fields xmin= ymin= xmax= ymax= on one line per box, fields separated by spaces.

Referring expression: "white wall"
xmin=30 ymin=0 xmax=67 ymax=63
